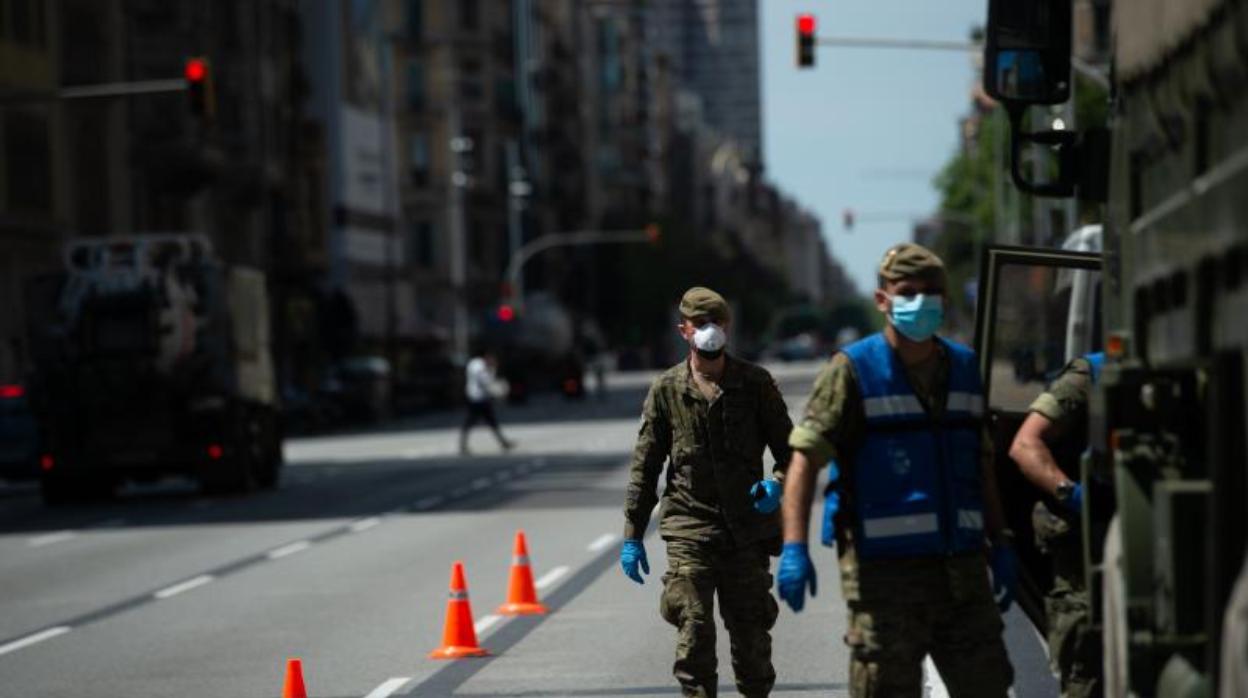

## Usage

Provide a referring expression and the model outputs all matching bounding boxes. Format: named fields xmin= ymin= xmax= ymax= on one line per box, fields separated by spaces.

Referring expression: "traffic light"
xmin=185 ymin=56 xmax=216 ymax=118
xmin=796 ymin=14 xmax=816 ymax=68
xmin=496 ymin=304 xmax=517 ymax=322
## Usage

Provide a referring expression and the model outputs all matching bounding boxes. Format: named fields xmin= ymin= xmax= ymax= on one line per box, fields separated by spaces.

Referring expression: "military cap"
xmin=679 ymin=286 xmax=730 ymax=323
xmin=878 ymin=243 xmax=947 ymax=287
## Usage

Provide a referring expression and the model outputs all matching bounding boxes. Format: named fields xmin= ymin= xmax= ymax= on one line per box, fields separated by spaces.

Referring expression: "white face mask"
xmin=692 ymin=323 xmax=727 ymax=358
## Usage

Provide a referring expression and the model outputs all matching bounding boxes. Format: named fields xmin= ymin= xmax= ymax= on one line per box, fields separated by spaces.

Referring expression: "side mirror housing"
xmin=983 ymin=0 xmax=1072 ymax=106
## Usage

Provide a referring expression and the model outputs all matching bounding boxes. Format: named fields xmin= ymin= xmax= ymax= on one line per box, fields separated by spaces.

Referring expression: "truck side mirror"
xmin=983 ymin=0 xmax=1071 ymax=106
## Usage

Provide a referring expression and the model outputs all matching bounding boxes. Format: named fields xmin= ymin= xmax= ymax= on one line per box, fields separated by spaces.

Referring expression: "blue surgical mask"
xmin=890 ymin=294 xmax=944 ymax=342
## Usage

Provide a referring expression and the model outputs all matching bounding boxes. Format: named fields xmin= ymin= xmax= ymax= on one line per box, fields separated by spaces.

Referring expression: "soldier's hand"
xmin=620 ymin=539 xmax=649 ymax=584
xmin=990 ymin=542 xmax=1019 ymax=612
xmin=751 ymin=479 xmax=782 ymax=514
xmin=777 ymin=542 xmax=817 ymax=612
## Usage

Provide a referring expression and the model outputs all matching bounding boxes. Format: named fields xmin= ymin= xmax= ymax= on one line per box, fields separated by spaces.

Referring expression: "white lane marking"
xmin=0 ymin=626 xmax=71 ymax=657
xmin=267 ymin=541 xmax=311 ymax=560
xmin=350 ymin=517 xmax=382 ymax=533
xmin=534 ymin=565 xmax=570 ymax=591
xmin=153 ymin=575 xmax=214 ymax=600
xmin=470 ymin=477 xmax=491 ymax=490
xmin=451 ymin=487 xmax=469 ymax=498
xmin=28 ymin=531 xmax=77 ymax=547
xmin=923 ymin=655 xmax=950 ymax=698
xmin=474 ymin=614 xmax=502 ymax=635
xmin=363 ymin=677 xmax=413 ymax=698
xmin=492 ymin=472 xmax=510 ymax=484
xmin=413 ymin=496 xmax=444 ymax=510
xmin=587 ymin=533 xmax=618 ymax=552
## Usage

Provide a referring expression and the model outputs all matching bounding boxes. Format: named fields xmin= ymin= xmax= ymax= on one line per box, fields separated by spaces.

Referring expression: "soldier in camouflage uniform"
xmin=1009 ymin=355 xmax=1104 ymax=697
xmin=776 ymin=244 xmax=1015 ymax=697
xmin=621 ymin=287 xmax=794 ymax=698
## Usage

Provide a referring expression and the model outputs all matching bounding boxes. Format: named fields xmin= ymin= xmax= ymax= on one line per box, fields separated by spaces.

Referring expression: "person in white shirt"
xmin=460 ymin=349 xmax=514 ymax=455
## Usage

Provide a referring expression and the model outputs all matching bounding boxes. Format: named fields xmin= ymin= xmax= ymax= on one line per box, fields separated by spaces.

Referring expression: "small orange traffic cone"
xmin=282 ymin=657 xmax=307 ymax=698
xmin=428 ymin=561 xmax=490 ymax=659
xmin=497 ymin=530 xmax=548 ymax=615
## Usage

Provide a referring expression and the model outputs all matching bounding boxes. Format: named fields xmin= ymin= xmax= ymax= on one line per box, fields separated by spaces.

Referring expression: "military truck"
xmin=24 ymin=234 xmax=282 ymax=503
xmin=977 ymin=0 xmax=1248 ymax=694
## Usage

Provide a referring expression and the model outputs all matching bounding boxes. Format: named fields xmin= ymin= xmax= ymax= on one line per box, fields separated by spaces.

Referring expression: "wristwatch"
xmin=1054 ymin=480 xmax=1078 ymax=506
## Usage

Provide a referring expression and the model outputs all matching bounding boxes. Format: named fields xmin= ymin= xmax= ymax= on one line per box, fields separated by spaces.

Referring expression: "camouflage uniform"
xmin=1028 ymin=357 xmax=1102 ymax=698
xmin=625 ymin=355 xmax=794 ymax=697
xmin=790 ymin=349 xmax=1014 ymax=698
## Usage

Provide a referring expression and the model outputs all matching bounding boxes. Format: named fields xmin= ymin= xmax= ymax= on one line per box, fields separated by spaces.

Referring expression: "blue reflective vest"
xmin=842 ymin=333 xmax=986 ymax=559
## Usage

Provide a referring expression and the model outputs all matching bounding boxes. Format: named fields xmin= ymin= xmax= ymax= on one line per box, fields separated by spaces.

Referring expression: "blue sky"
xmin=761 ymin=0 xmax=987 ymax=294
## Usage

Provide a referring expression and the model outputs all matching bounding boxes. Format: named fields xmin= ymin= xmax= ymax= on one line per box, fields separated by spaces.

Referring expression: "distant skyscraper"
xmin=647 ymin=0 xmax=763 ymax=166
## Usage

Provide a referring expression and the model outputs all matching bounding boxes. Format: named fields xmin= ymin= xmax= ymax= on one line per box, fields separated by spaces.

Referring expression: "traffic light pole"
xmin=504 ymin=229 xmax=653 ymax=312
xmin=0 ymin=79 xmax=187 ymax=106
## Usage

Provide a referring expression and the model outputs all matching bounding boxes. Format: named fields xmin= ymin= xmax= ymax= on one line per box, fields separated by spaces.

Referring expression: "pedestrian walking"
xmin=621 ymin=286 xmax=794 ymax=697
xmin=460 ymin=349 xmax=514 ymax=455
xmin=776 ymin=243 xmax=1016 ymax=697
xmin=1009 ymin=352 xmax=1107 ymax=697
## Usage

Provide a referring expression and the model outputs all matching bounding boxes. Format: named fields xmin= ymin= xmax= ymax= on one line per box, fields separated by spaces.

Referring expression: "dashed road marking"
xmin=153 ymin=575 xmax=214 ymax=600
xmin=451 ymin=487 xmax=470 ymax=498
xmin=473 ymin=614 xmax=502 ymax=635
xmin=267 ymin=541 xmax=311 ymax=560
xmin=350 ymin=517 xmax=382 ymax=533
xmin=363 ymin=677 xmax=412 ymax=698
xmin=587 ymin=533 xmax=617 ymax=552
xmin=470 ymin=477 xmax=491 ymax=491
xmin=492 ymin=472 xmax=510 ymax=484
xmin=413 ymin=495 xmax=444 ymax=510
xmin=534 ymin=565 xmax=570 ymax=591
xmin=0 ymin=626 xmax=71 ymax=657
xmin=28 ymin=531 xmax=77 ymax=547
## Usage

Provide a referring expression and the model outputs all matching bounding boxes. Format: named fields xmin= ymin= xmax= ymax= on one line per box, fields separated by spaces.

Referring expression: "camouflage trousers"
xmin=841 ymin=551 xmax=1014 ymax=697
xmin=1033 ymin=502 xmax=1103 ymax=698
xmin=660 ymin=538 xmax=779 ymax=698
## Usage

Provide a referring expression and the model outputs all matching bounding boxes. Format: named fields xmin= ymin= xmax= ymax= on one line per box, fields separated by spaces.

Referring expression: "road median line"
xmin=0 ymin=627 xmax=71 ymax=657
xmin=267 ymin=541 xmax=311 ymax=559
xmin=153 ymin=574 xmax=214 ymax=599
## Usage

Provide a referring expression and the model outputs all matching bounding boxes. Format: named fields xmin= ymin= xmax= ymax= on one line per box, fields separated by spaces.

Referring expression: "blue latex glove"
xmin=776 ymin=542 xmax=818 ymax=612
xmin=990 ymin=543 xmax=1019 ymax=613
xmin=1063 ymin=482 xmax=1084 ymax=515
xmin=751 ymin=479 xmax=782 ymax=514
xmin=620 ymin=539 xmax=649 ymax=584
xmin=820 ymin=490 xmax=841 ymax=547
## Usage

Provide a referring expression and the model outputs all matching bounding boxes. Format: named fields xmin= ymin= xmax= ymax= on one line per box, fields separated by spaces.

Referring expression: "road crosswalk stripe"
xmin=362 ymin=677 xmax=412 ymax=698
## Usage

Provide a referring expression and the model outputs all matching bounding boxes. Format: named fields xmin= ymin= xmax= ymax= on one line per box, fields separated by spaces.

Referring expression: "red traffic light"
xmin=644 ymin=223 xmax=661 ymax=244
xmin=798 ymin=14 xmax=816 ymax=36
xmin=497 ymin=305 xmax=516 ymax=322
xmin=185 ymin=58 xmax=208 ymax=83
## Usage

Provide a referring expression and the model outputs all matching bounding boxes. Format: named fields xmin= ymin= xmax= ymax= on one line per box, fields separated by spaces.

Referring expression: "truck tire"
xmin=199 ymin=411 xmax=258 ymax=495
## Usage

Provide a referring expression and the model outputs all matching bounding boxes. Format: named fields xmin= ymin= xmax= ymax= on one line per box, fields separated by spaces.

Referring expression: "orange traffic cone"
xmin=282 ymin=657 xmax=307 ymax=698
xmin=428 ymin=561 xmax=490 ymax=659
xmin=497 ymin=530 xmax=548 ymax=615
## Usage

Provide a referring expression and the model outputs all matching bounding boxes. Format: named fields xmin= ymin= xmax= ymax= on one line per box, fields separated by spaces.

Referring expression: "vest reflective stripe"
xmin=862 ymin=395 xmax=926 ymax=419
xmin=842 ymin=333 xmax=987 ymax=559
xmin=957 ymin=509 xmax=984 ymax=531
xmin=946 ymin=392 xmax=985 ymax=416
xmin=863 ymin=513 xmax=939 ymax=539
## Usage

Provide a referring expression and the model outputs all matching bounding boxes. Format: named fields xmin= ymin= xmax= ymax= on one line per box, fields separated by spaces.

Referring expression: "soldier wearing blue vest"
xmin=1008 ymin=352 xmax=1106 ymax=697
xmin=776 ymin=243 xmax=1016 ymax=697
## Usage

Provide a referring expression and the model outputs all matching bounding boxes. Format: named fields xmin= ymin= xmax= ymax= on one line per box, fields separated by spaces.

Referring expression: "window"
xmin=404 ymin=0 xmax=423 ymax=39
xmin=409 ymin=132 xmax=429 ymax=187
xmin=410 ymin=222 xmax=435 ymax=269
xmin=5 ymin=108 xmax=52 ymax=214
xmin=405 ymin=58 xmax=425 ymax=110
xmin=458 ymin=0 xmax=478 ymax=31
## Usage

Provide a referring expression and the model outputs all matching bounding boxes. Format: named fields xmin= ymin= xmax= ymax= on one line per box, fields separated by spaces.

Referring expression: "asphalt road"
xmin=0 ymin=362 xmax=1057 ymax=697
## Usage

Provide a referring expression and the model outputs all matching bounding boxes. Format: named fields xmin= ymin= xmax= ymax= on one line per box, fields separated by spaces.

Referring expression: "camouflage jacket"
xmin=624 ymin=355 xmax=794 ymax=547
